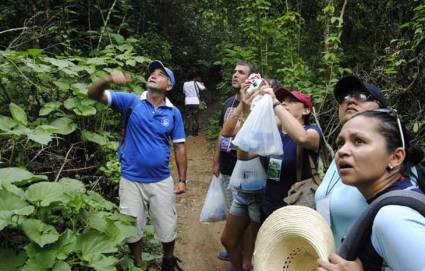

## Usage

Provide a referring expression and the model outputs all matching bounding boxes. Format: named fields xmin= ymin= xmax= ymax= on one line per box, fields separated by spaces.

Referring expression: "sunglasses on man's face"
xmin=337 ymin=91 xmax=375 ymax=104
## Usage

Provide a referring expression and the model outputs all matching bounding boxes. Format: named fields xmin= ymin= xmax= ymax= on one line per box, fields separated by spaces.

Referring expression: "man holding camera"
xmin=211 ymin=61 xmax=255 ymax=270
xmin=88 ymin=60 xmax=187 ymax=271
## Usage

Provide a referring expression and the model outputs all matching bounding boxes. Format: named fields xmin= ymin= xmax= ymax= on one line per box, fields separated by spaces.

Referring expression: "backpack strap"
xmin=193 ymin=81 xmax=200 ymax=98
xmin=339 ymin=190 xmax=425 ymax=261
xmin=296 ymin=145 xmax=321 ymax=185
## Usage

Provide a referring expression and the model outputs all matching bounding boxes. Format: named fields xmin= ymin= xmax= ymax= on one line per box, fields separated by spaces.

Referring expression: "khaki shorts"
xmin=119 ymin=176 xmax=177 ymax=243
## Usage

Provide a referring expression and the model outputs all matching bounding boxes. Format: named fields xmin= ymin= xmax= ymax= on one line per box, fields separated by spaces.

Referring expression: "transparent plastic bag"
xmin=232 ymin=95 xmax=283 ymax=156
xmin=200 ymin=175 xmax=227 ymax=223
xmin=229 ymin=157 xmax=267 ymax=191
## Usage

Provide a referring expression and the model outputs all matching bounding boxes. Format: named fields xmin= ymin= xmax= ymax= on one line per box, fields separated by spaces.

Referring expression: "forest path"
xmin=172 ymin=103 xmax=230 ymax=271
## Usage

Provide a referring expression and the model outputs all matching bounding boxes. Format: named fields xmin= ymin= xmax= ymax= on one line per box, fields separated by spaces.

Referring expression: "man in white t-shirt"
xmin=183 ymin=76 xmax=206 ymax=136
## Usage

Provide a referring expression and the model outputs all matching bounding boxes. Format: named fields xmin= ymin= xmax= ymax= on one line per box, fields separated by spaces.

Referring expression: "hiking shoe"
xmin=161 ymin=256 xmax=183 ymax=271
xmin=217 ymin=250 xmax=230 ymax=261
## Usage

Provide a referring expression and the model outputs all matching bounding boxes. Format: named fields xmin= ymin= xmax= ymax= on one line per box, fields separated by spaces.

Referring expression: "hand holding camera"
xmin=247 ymin=73 xmax=264 ymax=94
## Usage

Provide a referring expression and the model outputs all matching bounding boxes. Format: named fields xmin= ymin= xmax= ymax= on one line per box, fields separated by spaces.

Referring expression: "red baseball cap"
xmin=281 ymin=89 xmax=313 ymax=109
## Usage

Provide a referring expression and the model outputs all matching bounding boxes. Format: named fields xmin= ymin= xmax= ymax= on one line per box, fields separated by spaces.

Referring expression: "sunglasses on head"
xmin=337 ymin=91 xmax=375 ymax=104
xmin=374 ymin=108 xmax=406 ymax=150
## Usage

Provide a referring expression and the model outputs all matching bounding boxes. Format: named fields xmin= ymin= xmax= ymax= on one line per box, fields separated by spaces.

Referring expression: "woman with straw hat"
xmin=318 ymin=110 xmax=425 ymax=271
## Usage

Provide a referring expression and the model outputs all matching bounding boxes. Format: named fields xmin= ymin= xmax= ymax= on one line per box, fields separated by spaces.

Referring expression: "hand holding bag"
xmin=232 ymin=95 xmax=283 ymax=156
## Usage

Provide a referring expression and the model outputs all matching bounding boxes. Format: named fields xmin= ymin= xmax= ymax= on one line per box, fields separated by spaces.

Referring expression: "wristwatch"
xmin=179 ymin=179 xmax=187 ymax=184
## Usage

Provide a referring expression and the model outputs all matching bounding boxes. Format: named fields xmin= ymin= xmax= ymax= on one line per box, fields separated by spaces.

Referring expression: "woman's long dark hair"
xmin=352 ymin=110 xmax=425 ymax=192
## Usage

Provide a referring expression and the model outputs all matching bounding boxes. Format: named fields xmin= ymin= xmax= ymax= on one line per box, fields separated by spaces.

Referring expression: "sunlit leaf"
xmin=22 ymin=219 xmax=59 ymax=247
xmin=26 ymin=48 xmax=43 ymax=56
xmin=71 ymin=83 xmax=88 ymax=96
xmin=87 ymin=57 xmax=107 ymax=66
xmin=82 ymin=130 xmax=108 ymax=145
xmin=24 ymin=242 xmax=58 ymax=270
xmin=0 ymin=167 xmax=47 ymax=186
xmin=52 ymin=262 xmax=71 ymax=271
xmin=78 ymin=230 xmax=118 ymax=261
xmin=54 ymin=81 xmax=70 ymax=91
xmin=26 ymin=128 xmax=52 ymax=145
xmin=45 ymin=57 xmax=70 ymax=69
xmin=9 ymin=103 xmax=28 ymax=126
xmin=0 ymin=115 xmax=17 ymax=131
xmin=25 ymin=182 xmax=65 ymax=207
xmin=74 ymin=104 xmax=96 ymax=116
xmin=50 ymin=117 xmax=77 ymax=135
xmin=39 ymin=101 xmax=62 ymax=116
xmin=59 ymin=177 xmax=86 ymax=194
xmin=64 ymin=97 xmax=78 ymax=110
xmin=89 ymin=255 xmax=118 ymax=271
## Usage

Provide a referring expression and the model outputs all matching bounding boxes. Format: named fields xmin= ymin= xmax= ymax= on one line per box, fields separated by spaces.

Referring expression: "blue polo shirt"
xmin=106 ymin=90 xmax=185 ymax=182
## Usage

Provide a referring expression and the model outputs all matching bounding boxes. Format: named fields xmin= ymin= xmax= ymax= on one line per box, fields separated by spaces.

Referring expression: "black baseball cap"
xmin=334 ymin=75 xmax=387 ymax=107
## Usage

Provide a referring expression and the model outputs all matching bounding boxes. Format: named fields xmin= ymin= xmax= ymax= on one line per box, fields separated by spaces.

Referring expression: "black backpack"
xmin=339 ymin=189 xmax=425 ymax=261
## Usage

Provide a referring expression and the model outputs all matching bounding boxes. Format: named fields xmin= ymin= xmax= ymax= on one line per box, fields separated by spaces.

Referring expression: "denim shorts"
xmin=229 ymin=190 xmax=263 ymax=223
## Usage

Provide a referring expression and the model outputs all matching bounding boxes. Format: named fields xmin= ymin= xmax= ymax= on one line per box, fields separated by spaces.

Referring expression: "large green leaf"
xmin=9 ymin=103 xmax=28 ymax=126
xmin=25 ymin=182 xmax=66 ymax=207
xmin=59 ymin=177 xmax=86 ymax=194
xmin=45 ymin=57 xmax=70 ymax=69
xmin=0 ymin=211 xmax=12 ymax=231
xmin=78 ymin=230 xmax=118 ymax=261
xmin=75 ymin=103 xmax=96 ymax=116
xmin=0 ymin=248 xmax=26 ymax=271
xmin=52 ymin=262 xmax=71 ymax=271
xmin=71 ymin=82 xmax=88 ymax=96
xmin=89 ymin=255 xmax=118 ymax=271
xmin=86 ymin=212 xmax=109 ymax=233
xmin=87 ymin=57 xmax=107 ymax=66
xmin=23 ymin=242 xmax=58 ymax=270
xmin=50 ymin=117 xmax=77 ymax=135
xmin=84 ymin=191 xmax=115 ymax=210
xmin=39 ymin=101 xmax=62 ymax=116
xmin=82 ymin=130 xmax=109 ymax=145
xmin=55 ymin=229 xmax=77 ymax=260
xmin=0 ymin=115 xmax=17 ymax=131
xmin=0 ymin=167 xmax=47 ymax=186
xmin=64 ymin=97 xmax=96 ymax=116
xmin=0 ymin=189 xmax=29 ymax=212
xmin=54 ymin=81 xmax=70 ymax=92
xmin=22 ymin=219 xmax=59 ymax=247
xmin=26 ymin=128 xmax=52 ymax=145
xmin=37 ymin=125 xmax=59 ymax=133
xmin=110 ymin=220 xmax=137 ymax=243
xmin=64 ymin=97 xmax=78 ymax=110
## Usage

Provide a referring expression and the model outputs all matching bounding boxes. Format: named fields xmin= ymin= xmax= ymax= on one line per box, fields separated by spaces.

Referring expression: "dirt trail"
xmin=172 ymin=105 xmax=230 ymax=271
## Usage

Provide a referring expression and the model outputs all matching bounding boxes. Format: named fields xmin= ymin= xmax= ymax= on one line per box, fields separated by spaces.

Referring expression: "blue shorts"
xmin=229 ymin=190 xmax=263 ymax=223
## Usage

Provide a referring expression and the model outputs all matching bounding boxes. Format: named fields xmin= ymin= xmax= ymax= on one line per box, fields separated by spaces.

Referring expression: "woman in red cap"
xmin=259 ymin=85 xmax=323 ymax=221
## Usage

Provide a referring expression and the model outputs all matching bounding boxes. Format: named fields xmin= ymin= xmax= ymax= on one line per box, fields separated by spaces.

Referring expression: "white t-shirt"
xmin=183 ymin=80 xmax=205 ymax=105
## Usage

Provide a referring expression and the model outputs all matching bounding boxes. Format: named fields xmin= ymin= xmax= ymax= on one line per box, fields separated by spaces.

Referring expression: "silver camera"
xmin=247 ymin=79 xmax=263 ymax=94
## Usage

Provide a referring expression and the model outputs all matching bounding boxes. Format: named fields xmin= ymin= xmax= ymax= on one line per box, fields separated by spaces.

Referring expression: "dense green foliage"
xmin=0 ymin=0 xmax=424 ymax=270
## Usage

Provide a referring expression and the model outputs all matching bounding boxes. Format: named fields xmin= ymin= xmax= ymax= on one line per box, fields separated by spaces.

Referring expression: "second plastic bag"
xmin=232 ymin=95 xmax=283 ymax=156
xmin=200 ymin=175 xmax=227 ymax=223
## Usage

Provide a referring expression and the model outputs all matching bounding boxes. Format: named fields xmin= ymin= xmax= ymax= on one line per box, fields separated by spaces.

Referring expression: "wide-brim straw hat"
xmin=253 ymin=206 xmax=335 ymax=271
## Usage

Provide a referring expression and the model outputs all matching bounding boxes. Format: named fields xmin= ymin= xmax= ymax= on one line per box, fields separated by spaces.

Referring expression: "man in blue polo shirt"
xmin=88 ymin=60 xmax=187 ymax=271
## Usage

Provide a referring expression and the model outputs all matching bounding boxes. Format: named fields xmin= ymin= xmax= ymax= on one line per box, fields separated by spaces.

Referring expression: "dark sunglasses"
xmin=337 ymin=91 xmax=375 ymax=104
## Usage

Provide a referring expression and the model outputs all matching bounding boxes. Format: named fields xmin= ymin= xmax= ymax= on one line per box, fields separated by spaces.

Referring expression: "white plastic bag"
xmin=229 ymin=157 xmax=267 ymax=191
xmin=232 ymin=95 xmax=283 ymax=156
xmin=200 ymin=175 xmax=227 ymax=223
